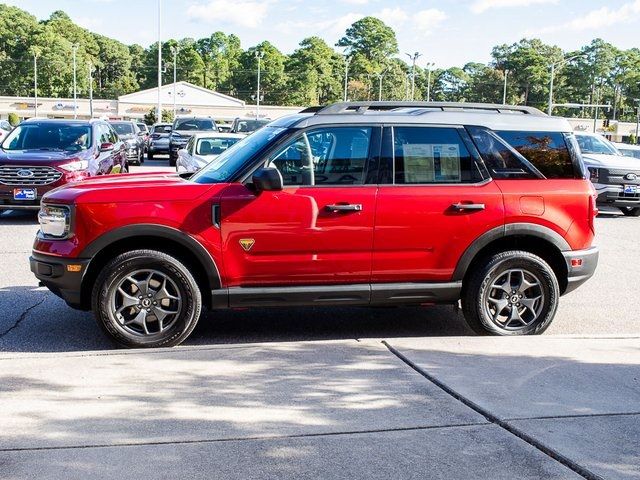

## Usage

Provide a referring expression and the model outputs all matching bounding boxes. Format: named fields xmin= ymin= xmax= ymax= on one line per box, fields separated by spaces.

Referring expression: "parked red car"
xmin=31 ymin=102 xmax=598 ymax=348
xmin=0 ymin=119 xmax=126 ymax=210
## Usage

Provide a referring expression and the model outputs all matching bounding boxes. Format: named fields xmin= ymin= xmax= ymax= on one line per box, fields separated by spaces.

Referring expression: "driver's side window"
xmin=267 ymin=135 xmax=313 ymax=186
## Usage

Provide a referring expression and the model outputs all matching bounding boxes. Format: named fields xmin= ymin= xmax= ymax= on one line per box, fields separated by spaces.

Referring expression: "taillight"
xmin=588 ymin=184 xmax=598 ymax=233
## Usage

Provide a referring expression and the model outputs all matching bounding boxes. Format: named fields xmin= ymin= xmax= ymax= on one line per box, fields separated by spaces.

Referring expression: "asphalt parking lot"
xmin=0 ymin=160 xmax=638 ymax=479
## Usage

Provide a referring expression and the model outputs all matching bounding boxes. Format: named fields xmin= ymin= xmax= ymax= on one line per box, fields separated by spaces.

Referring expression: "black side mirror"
xmin=252 ymin=167 xmax=283 ymax=192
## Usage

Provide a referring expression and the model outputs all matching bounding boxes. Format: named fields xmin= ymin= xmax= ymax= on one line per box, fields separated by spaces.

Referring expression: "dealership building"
xmin=0 ymin=81 xmax=301 ymax=123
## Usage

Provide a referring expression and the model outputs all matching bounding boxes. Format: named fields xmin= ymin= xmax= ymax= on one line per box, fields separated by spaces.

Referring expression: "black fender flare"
xmin=81 ymin=224 xmax=222 ymax=290
xmin=452 ymin=223 xmax=571 ymax=281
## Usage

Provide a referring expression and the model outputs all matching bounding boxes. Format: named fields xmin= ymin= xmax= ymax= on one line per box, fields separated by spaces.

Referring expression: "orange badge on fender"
xmin=239 ymin=238 xmax=255 ymax=252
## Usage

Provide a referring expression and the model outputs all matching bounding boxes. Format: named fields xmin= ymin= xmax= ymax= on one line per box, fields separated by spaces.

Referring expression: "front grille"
xmin=599 ymin=168 xmax=640 ymax=186
xmin=0 ymin=166 xmax=63 ymax=186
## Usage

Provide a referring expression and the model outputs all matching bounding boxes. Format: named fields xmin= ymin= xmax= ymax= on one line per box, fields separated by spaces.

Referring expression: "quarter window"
xmin=392 ymin=127 xmax=480 ymax=184
xmin=267 ymin=127 xmax=372 ymax=186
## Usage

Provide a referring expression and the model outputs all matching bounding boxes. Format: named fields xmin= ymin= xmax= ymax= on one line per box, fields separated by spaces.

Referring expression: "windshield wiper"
xmin=32 ymin=147 xmax=64 ymax=151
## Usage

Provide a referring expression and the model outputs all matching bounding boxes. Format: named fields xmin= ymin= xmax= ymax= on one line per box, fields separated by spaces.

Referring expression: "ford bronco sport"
xmin=30 ymin=102 xmax=599 ymax=348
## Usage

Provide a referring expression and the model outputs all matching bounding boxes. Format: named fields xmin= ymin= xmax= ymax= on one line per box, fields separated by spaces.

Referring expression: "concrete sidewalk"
xmin=0 ymin=336 xmax=638 ymax=479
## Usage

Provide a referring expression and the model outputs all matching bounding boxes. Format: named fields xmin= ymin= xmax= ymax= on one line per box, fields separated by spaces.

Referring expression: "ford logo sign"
xmin=17 ymin=169 xmax=34 ymax=178
xmin=625 ymin=173 xmax=638 ymax=181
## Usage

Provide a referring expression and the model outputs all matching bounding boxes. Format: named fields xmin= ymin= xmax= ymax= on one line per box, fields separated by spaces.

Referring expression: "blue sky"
xmin=6 ymin=0 xmax=640 ymax=67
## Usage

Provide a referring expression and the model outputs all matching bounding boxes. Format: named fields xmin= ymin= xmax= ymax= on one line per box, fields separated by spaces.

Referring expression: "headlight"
xmin=38 ymin=204 xmax=71 ymax=238
xmin=59 ymin=160 xmax=89 ymax=172
xmin=588 ymin=167 xmax=599 ymax=181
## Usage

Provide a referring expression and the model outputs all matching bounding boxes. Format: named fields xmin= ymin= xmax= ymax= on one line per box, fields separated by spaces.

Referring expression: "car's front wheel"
xmin=462 ymin=250 xmax=559 ymax=336
xmin=621 ymin=207 xmax=640 ymax=217
xmin=92 ymin=249 xmax=202 ymax=348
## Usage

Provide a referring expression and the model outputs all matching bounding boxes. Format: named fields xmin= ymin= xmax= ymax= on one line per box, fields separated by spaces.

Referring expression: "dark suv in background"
xmin=109 ymin=121 xmax=144 ymax=166
xmin=169 ymin=117 xmax=217 ymax=166
xmin=147 ymin=123 xmax=172 ymax=160
xmin=0 ymin=119 xmax=125 ymax=210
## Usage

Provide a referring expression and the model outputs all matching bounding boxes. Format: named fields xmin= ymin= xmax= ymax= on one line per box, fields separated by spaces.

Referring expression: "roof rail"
xmin=316 ymin=101 xmax=546 ymax=116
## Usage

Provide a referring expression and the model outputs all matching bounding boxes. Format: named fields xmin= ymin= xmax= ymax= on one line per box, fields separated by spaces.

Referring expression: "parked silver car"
xmin=176 ymin=132 xmax=244 ymax=174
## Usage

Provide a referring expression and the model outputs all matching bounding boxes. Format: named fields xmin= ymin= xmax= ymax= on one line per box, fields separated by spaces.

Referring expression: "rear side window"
xmin=496 ymin=130 xmax=577 ymax=179
xmin=393 ymin=127 xmax=481 ymax=184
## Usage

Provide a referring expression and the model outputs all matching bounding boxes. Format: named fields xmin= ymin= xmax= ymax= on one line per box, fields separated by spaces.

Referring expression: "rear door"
xmin=220 ymin=125 xmax=381 ymax=288
xmin=372 ymin=125 xmax=504 ymax=283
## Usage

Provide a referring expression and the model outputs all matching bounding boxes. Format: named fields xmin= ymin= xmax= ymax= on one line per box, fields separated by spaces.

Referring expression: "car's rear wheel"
xmin=621 ymin=207 xmax=640 ymax=217
xmin=147 ymin=151 xmax=154 ymax=160
xmin=462 ymin=250 xmax=559 ymax=336
xmin=92 ymin=250 xmax=202 ymax=348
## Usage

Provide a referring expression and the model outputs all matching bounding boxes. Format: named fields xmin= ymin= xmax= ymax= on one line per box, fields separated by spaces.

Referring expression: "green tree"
xmin=8 ymin=112 xmax=19 ymax=126
xmin=236 ymin=42 xmax=288 ymax=105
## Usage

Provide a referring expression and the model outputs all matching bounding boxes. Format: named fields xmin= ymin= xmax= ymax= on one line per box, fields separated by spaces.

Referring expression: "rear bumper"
xmin=562 ymin=246 xmax=599 ymax=294
xmin=30 ymin=252 xmax=91 ymax=309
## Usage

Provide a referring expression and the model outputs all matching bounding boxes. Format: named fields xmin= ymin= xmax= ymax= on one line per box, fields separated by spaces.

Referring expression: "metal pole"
xmin=255 ymin=50 xmax=263 ymax=119
xmin=171 ymin=46 xmax=177 ymax=119
xmin=157 ymin=0 xmax=162 ymax=122
xmin=378 ymin=74 xmax=383 ymax=101
xmin=343 ymin=57 xmax=349 ymax=102
xmin=593 ymin=88 xmax=599 ymax=133
xmin=33 ymin=54 xmax=38 ymax=118
xmin=72 ymin=44 xmax=78 ymax=119
xmin=406 ymin=52 xmax=421 ymax=101
xmin=427 ymin=67 xmax=432 ymax=102
xmin=88 ymin=62 xmax=93 ymax=118
xmin=502 ymin=69 xmax=508 ymax=105
xmin=635 ymin=99 xmax=640 ymax=142
xmin=547 ymin=63 xmax=555 ymax=115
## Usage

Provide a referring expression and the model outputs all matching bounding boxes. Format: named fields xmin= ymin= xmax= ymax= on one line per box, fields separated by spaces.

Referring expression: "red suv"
xmin=30 ymin=102 xmax=599 ymax=348
xmin=0 ymin=119 xmax=126 ymax=210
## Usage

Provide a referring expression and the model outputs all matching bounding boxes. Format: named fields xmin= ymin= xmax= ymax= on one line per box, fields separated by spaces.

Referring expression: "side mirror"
xmin=252 ymin=167 xmax=283 ymax=192
xmin=100 ymin=142 xmax=114 ymax=152
xmin=177 ymin=148 xmax=187 ymax=157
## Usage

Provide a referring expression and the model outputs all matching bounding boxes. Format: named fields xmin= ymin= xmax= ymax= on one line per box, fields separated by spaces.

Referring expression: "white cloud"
xmin=470 ymin=0 xmax=557 ymax=14
xmin=413 ymin=8 xmax=448 ymax=30
xmin=528 ymin=0 xmax=640 ymax=34
xmin=373 ymin=7 xmax=447 ymax=37
xmin=186 ymin=0 xmax=268 ymax=28
xmin=341 ymin=0 xmax=369 ymax=4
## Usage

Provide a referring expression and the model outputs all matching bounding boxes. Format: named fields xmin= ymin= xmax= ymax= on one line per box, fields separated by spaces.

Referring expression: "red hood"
xmin=43 ymin=172 xmax=225 ymax=204
xmin=0 ymin=149 xmax=86 ymax=166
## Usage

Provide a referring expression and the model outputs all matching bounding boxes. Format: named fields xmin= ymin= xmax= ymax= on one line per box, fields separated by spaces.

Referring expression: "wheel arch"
xmin=453 ymin=223 xmax=570 ymax=294
xmin=80 ymin=224 xmax=221 ymax=310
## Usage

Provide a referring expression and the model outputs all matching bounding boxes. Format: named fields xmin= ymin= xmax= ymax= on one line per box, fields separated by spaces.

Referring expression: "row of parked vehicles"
xmin=0 ymin=101 xmax=638 ymax=348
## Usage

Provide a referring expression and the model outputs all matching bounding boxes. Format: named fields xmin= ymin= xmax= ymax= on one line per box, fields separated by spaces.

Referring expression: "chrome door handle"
xmin=325 ymin=204 xmax=363 ymax=212
xmin=451 ymin=202 xmax=485 ymax=211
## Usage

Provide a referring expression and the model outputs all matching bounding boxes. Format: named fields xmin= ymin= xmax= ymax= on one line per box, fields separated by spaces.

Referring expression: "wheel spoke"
xmin=520 ymin=296 xmax=541 ymax=315
xmin=488 ymin=297 xmax=509 ymax=321
xmin=508 ymin=305 xmax=525 ymax=325
xmin=117 ymin=287 xmax=139 ymax=308
xmin=156 ymin=277 xmax=179 ymax=301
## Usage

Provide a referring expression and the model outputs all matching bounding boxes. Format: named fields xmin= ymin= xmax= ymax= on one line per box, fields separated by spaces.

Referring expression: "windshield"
xmin=174 ymin=119 xmax=215 ymax=131
xmin=2 ymin=123 xmax=92 ymax=151
xmin=191 ymin=126 xmax=286 ymax=184
xmin=152 ymin=125 xmax=171 ymax=134
xmin=617 ymin=147 xmax=640 ymax=159
xmin=111 ymin=123 xmax=135 ymax=135
xmin=137 ymin=124 xmax=147 ymax=132
xmin=576 ymin=135 xmax=619 ymax=155
xmin=196 ymin=137 xmax=241 ymax=156
xmin=235 ymin=119 xmax=269 ymax=133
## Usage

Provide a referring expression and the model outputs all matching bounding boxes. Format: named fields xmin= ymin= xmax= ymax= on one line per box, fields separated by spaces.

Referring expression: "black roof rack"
xmin=316 ymin=101 xmax=545 ymax=116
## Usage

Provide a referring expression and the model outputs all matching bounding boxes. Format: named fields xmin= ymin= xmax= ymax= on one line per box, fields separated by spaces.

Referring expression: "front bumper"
xmin=148 ymin=141 xmax=170 ymax=153
xmin=562 ymin=246 xmax=599 ymax=294
xmin=0 ymin=181 xmax=64 ymax=210
xmin=594 ymin=183 xmax=640 ymax=208
xmin=30 ymin=252 xmax=91 ymax=309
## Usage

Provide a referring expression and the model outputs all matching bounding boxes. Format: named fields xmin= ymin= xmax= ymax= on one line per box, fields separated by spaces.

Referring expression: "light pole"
xmin=255 ymin=49 xmax=264 ymax=119
xmin=406 ymin=52 xmax=421 ymax=101
xmin=88 ymin=62 xmax=94 ymax=118
xmin=635 ymin=99 xmax=640 ymax=142
xmin=343 ymin=55 xmax=350 ymax=102
xmin=157 ymin=0 xmax=162 ymax=123
xmin=72 ymin=43 xmax=78 ymax=119
xmin=502 ymin=69 xmax=509 ymax=105
xmin=170 ymin=45 xmax=178 ymax=119
xmin=424 ymin=62 xmax=434 ymax=102
xmin=547 ymin=53 xmax=584 ymax=115
xmin=377 ymin=70 xmax=386 ymax=101
xmin=33 ymin=52 xmax=39 ymax=117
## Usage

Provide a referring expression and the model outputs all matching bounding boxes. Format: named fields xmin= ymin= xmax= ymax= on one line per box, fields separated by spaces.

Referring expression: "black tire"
xmin=461 ymin=250 xmax=559 ymax=336
xmin=169 ymin=154 xmax=177 ymax=167
xmin=621 ymin=207 xmax=640 ymax=217
xmin=92 ymin=249 xmax=202 ymax=348
xmin=147 ymin=151 xmax=154 ymax=160
xmin=139 ymin=147 xmax=145 ymax=164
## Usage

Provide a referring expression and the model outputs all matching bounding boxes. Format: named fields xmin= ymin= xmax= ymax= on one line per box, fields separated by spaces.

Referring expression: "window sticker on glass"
xmin=402 ymin=144 xmax=461 ymax=183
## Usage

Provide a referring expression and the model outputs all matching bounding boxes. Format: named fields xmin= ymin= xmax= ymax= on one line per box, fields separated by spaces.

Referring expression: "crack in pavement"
xmin=0 ymin=294 xmax=48 ymax=340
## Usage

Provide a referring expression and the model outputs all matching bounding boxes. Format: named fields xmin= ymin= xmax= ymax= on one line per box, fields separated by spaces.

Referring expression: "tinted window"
xmin=268 ymin=127 xmax=371 ymax=186
xmin=111 ymin=123 xmax=135 ymax=135
xmin=393 ymin=127 xmax=480 ymax=184
xmin=2 ymin=123 xmax=92 ymax=151
xmin=191 ymin=126 xmax=287 ymax=184
xmin=234 ymin=119 xmax=269 ymax=133
xmin=152 ymin=125 xmax=172 ymax=134
xmin=497 ymin=130 xmax=576 ymax=179
xmin=618 ymin=147 xmax=640 ymax=159
xmin=174 ymin=119 xmax=215 ymax=131
xmin=468 ymin=127 xmax=540 ymax=179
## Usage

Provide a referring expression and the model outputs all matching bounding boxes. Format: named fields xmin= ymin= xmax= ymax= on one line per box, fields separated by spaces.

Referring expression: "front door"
xmin=373 ymin=125 xmax=505 ymax=283
xmin=220 ymin=125 xmax=380 ymax=288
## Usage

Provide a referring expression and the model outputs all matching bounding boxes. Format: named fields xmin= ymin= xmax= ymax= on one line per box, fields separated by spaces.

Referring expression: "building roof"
xmin=118 ymin=81 xmax=245 ymax=108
